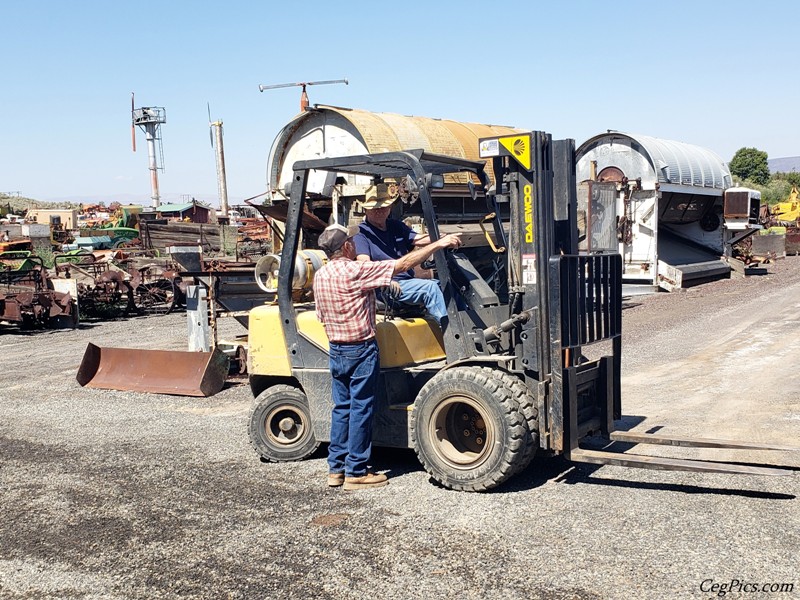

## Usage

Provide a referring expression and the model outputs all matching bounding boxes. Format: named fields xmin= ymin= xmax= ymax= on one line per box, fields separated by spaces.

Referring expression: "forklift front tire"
xmin=411 ymin=366 xmax=529 ymax=491
xmin=249 ymin=385 xmax=320 ymax=462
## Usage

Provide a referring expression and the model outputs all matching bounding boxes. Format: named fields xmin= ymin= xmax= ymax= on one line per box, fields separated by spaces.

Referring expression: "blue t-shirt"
xmin=353 ymin=219 xmax=417 ymax=280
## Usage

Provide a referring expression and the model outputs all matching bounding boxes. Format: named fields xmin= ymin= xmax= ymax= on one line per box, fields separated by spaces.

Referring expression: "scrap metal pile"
xmin=0 ymin=251 xmax=77 ymax=328
xmin=53 ymin=249 xmax=186 ymax=320
xmin=0 ymin=248 xmax=192 ymax=331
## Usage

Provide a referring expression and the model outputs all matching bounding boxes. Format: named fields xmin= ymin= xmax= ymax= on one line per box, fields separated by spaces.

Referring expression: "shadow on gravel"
xmin=0 ymin=318 xmax=141 ymax=335
xmin=258 ymin=443 xmax=330 ymax=464
xmin=503 ymin=455 xmax=579 ymax=493
xmin=329 ymin=424 xmax=797 ymax=499
xmin=221 ymin=378 xmax=249 ymax=391
xmin=0 ymin=325 xmax=87 ymax=336
xmin=560 ymin=474 xmax=796 ymax=500
xmin=621 ymin=300 xmax=643 ymax=310
xmin=371 ymin=446 xmax=424 ymax=479
xmin=547 ymin=440 xmax=797 ymax=500
xmin=371 ymin=446 xmax=584 ymax=494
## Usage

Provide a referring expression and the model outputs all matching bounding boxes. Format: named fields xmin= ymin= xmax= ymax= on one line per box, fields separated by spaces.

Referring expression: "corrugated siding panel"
xmin=337 ymin=109 xmax=402 ymax=153
xmin=373 ymin=112 xmax=431 ymax=151
xmin=409 ymin=116 xmax=466 ymax=157
xmin=631 ymin=133 xmax=730 ymax=189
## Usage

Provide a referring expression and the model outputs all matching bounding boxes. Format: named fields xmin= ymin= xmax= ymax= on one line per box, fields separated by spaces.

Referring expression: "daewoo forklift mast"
xmin=246 ymin=133 xmax=796 ymax=491
xmin=480 ymin=134 xmax=795 ymax=474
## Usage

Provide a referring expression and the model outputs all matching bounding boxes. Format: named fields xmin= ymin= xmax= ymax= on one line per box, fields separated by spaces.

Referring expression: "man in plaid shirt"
xmin=315 ymin=223 xmax=462 ymax=490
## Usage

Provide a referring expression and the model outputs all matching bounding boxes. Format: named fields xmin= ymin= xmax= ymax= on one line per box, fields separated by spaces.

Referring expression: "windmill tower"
xmin=131 ymin=93 xmax=166 ymax=208
xmin=207 ymin=104 xmax=229 ymax=218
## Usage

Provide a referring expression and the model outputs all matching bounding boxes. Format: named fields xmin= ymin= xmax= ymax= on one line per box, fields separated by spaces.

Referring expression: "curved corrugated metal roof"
xmin=267 ymin=106 xmax=524 ymax=192
xmin=577 ymin=131 xmax=732 ymax=190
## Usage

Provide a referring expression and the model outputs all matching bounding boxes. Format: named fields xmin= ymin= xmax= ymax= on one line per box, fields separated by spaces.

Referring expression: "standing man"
xmin=314 ymin=222 xmax=461 ymax=490
xmin=353 ymin=183 xmax=451 ymax=326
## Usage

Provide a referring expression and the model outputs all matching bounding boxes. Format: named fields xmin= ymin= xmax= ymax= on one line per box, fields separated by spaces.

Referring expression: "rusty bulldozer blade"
xmin=77 ymin=343 xmax=230 ymax=397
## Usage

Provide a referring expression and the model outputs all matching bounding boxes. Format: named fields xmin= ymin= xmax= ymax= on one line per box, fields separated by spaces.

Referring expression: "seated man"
xmin=353 ymin=183 xmax=458 ymax=326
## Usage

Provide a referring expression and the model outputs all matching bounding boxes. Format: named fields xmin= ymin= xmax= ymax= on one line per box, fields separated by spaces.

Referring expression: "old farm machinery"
xmin=53 ymin=250 xmax=184 ymax=319
xmin=0 ymin=251 xmax=77 ymax=329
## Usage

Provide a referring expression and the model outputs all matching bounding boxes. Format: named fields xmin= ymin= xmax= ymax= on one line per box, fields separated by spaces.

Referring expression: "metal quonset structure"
xmin=576 ymin=131 xmax=736 ymax=290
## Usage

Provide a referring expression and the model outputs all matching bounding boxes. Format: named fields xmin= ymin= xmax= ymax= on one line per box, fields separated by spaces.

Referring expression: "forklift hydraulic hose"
xmin=482 ymin=309 xmax=534 ymax=343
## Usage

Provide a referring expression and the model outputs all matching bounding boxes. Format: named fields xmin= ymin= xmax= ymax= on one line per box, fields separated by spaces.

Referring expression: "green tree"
xmin=760 ymin=179 xmax=793 ymax=205
xmin=773 ymin=171 xmax=800 ymax=187
xmin=729 ymin=147 xmax=770 ymax=185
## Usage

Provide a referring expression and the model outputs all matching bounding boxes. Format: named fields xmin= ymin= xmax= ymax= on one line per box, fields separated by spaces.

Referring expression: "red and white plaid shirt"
xmin=314 ymin=257 xmax=396 ymax=343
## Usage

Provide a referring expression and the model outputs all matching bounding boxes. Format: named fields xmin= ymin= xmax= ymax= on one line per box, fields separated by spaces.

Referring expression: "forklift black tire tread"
xmin=410 ymin=366 xmax=529 ymax=491
xmin=248 ymin=384 xmax=320 ymax=462
xmin=506 ymin=377 xmax=539 ymax=474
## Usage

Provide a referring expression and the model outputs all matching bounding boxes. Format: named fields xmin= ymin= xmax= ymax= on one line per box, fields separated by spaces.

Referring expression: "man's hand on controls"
xmin=393 ymin=233 xmax=462 ymax=276
xmin=438 ymin=233 xmax=462 ymax=250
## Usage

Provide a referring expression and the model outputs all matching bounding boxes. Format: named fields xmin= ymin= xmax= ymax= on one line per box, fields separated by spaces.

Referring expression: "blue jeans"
xmin=327 ymin=339 xmax=380 ymax=477
xmin=381 ymin=278 xmax=447 ymax=324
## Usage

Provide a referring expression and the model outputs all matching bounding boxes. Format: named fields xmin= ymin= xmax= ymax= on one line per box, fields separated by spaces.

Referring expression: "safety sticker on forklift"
xmin=499 ymin=135 xmax=531 ymax=170
xmin=479 ymin=138 xmax=499 ymax=157
xmin=522 ymin=253 xmax=537 ymax=285
xmin=478 ymin=134 xmax=532 ymax=171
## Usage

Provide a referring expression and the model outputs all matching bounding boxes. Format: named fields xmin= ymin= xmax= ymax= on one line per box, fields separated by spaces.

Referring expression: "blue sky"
xmin=3 ymin=1 xmax=798 ymax=205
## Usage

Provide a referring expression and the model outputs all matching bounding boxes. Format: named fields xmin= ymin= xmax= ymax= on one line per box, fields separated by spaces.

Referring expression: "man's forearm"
xmin=413 ymin=234 xmax=431 ymax=247
xmin=394 ymin=235 xmax=458 ymax=275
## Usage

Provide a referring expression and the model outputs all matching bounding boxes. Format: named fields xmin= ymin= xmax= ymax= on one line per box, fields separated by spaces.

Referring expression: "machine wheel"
xmin=135 ymin=279 xmax=176 ymax=316
xmin=506 ymin=377 xmax=539 ymax=474
xmin=410 ymin=366 xmax=530 ymax=491
xmin=248 ymin=385 xmax=319 ymax=462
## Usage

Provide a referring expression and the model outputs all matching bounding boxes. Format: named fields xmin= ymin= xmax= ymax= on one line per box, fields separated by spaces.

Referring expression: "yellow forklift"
xmin=246 ymin=132 xmax=796 ymax=491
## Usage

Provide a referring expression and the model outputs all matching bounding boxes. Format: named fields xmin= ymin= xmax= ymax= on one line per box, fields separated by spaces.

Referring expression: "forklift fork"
xmin=568 ymin=441 xmax=795 ymax=477
xmin=549 ymin=254 xmax=798 ymax=477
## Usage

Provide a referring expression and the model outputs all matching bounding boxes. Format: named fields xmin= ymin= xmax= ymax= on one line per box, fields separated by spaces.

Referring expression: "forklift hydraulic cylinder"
xmin=483 ymin=309 xmax=534 ymax=343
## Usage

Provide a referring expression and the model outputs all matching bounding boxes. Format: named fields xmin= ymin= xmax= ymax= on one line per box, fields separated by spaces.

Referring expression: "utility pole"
xmin=208 ymin=106 xmax=229 ymax=217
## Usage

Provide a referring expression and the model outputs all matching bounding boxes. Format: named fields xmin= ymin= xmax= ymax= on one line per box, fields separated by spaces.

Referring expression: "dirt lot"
xmin=1 ymin=259 xmax=799 ymax=600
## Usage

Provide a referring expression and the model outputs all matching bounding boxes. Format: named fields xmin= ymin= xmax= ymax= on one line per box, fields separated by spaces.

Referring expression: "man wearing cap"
xmin=314 ymin=222 xmax=461 ymax=490
xmin=353 ymin=183 xmax=456 ymax=327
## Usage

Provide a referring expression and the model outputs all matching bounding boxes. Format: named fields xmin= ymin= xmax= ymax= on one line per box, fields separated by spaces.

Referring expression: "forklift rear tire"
xmin=249 ymin=385 xmax=319 ymax=462
xmin=411 ymin=366 xmax=529 ymax=491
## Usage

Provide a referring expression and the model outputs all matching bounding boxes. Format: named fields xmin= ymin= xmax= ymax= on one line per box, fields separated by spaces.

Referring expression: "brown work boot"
xmin=343 ymin=472 xmax=388 ymax=490
xmin=327 ymin=472 xmax=345 ymax=487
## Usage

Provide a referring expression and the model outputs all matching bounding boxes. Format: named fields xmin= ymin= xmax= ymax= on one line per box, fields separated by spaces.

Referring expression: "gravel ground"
xmin=1 ymin=259 xmax=799 ymax=600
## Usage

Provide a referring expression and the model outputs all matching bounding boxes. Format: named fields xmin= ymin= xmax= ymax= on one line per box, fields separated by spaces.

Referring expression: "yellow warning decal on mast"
xmin=479 ymin=132 xmax=533 ymax=171
xmin=499 ymin=135 xmax=531 ymax=170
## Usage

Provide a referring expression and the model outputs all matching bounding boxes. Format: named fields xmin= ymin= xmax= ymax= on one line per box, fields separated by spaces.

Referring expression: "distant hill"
xmin=2 ymin=192 xmax=250 ymax=213
xmin=40 ymin=193 xmax=224 ymax=207
xmin=0 ymin=194 xmax=79 ymax=215
xmin=768 ymin=156 xmax=800 ymax=173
